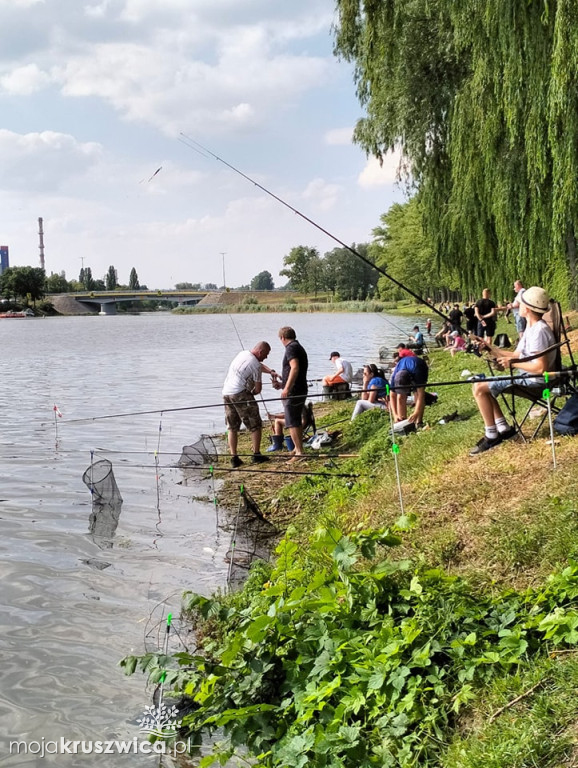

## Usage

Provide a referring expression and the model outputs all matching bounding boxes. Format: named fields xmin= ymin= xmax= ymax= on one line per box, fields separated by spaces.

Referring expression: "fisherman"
xmin=508 ymin=279 xmax=527 ymax=339
xmin=475 ymin=288 xmax=498 ymax=344
xmin=222 ymin=341 xmax=276 ymax=468
xmin=408 ymin=325 xmax=425 ymax=349
xmin=322 ymin=351 xmax=353 ymax=390
xmin=469 ymin=286 xmax=555 ymax=455
xmin=273 ymin=327 xmax=309 ymax=458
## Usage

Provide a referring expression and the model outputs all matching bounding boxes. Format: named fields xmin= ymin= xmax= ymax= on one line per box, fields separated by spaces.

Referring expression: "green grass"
xmin=444 ymin=656 xmax=578 ymax=767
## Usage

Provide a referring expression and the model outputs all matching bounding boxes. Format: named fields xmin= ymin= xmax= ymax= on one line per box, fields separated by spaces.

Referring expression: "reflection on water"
xmin=0 ymin=311 xmax=418 ymax=765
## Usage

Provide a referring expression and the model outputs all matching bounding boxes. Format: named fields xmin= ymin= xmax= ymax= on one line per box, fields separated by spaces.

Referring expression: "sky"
xmin=0 ymin=0 xmax=406 ymax=290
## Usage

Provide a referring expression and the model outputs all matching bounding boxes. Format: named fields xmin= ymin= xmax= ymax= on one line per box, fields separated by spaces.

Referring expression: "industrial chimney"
xmin=38 ymin=217 xmax=45 ymax=270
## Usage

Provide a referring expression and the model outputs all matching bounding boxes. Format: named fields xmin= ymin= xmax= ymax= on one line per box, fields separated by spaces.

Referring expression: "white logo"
xmin=137 ymin=704 xmax=182 ymax=739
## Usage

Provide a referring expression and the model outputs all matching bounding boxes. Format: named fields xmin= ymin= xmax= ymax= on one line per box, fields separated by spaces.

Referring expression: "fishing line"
xmin=56 ymin=371 xmax=560 ymax=425
xmin=374 ymin=312 xmax=416 ymax=341
xmin=178 ymin=133 xmax=452 ymax=325
xmin=226 ymin=488 xmax=243 ymax=591
xmin=157 ymin=612 xmax=172 ymax=712
xmin=543 ymin=373 xmax=557 ymax=469
xmin=386 ymin=385 xmax=405 ymax=515
xmin=110 ymin=461 xmax=363 ymax=478
xmin=154 ymin=412 xmax=163 ymax=513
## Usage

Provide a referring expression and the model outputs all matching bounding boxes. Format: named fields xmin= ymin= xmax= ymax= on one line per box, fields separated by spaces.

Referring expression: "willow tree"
xmin=333 ymin=0 xmax=578 ymax=306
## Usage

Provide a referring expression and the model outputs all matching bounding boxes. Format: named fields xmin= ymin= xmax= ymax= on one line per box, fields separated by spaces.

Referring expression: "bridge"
xmin=48 ymin=289 xmax=220 ymax=315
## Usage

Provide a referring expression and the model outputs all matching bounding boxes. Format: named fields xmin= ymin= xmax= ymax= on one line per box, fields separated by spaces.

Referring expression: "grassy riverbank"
xmin=123 ymin=327 xmax=578 ymax=766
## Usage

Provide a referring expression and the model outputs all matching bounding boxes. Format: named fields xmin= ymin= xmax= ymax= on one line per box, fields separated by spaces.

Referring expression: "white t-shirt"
xmin=515 ymin=319 xmax=556 ymax=372
xmin=222 ymin=350 xmax=262 ymax=396
xmin=334 ymin=357 xmax=353 ymax=384
xmin=513 ymin=288 xmax=525 ymax=317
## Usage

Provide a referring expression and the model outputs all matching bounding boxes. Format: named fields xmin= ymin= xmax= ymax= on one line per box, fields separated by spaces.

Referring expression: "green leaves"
xmin=124 ymin=525 xmax=578 ymax=768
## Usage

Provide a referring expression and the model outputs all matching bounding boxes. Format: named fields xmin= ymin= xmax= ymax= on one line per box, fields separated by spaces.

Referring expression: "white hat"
xmin=520 ymin=286 xmax=549 ymax=314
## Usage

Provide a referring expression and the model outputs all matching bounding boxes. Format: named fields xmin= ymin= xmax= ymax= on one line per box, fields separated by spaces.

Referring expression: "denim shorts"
xmin=515 ymin=314 xmax=527 ymax=334
xmin=488 ymin=372 xmax=538 ymax=397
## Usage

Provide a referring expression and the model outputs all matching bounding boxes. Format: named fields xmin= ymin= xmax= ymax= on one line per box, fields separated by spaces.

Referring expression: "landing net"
xmin=223 ymin=487 xmax=278 ymax=590
xmin=176 ymin=435 xmax=218 ymax=467
xmin=82 ymin=458 xmax=123 ymax=504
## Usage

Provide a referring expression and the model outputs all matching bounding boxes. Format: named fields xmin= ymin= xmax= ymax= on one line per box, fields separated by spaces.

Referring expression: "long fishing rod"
xmin=374 ymin=312 xmax=418 ymax=341
xmin=178 ymin=133 xmax=451 ymax=325
xmin=54 ymin=371 xmax=553 ymax=425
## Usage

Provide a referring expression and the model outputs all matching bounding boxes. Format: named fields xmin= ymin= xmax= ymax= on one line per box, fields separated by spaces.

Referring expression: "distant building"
xmin=0 ymin=246 xmax=8 ymax=275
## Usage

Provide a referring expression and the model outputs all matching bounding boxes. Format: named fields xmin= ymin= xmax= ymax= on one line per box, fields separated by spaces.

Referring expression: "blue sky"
xmin=0 ymin=0 xmax=406 ymax=289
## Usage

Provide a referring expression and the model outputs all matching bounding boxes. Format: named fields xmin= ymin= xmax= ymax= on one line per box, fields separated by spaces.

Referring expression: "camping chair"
xmin=487 ymin=300 xmax=578 ymax=441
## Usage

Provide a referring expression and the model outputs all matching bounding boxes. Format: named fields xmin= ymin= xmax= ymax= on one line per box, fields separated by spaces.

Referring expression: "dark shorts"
xmin=477 ymin=320 xmax=496 ymax=338
xmin=391 ymin=369 xmax=427 ymax=395
xmin=283 ymin=393 xmax=307 ymax=429
xmin=223 ymin=391 xmax=262 ymax=432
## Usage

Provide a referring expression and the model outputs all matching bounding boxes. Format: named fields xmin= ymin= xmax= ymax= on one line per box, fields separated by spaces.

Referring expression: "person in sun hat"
xmin=322 ymin=351 xmax=353 ymax=387
xmin=469 ymin=286 xmax=556 ymax=455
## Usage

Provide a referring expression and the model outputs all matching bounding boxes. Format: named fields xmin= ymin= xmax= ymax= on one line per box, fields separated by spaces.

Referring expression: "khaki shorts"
xmin=223 ymin=391 xmax=262 ymax=432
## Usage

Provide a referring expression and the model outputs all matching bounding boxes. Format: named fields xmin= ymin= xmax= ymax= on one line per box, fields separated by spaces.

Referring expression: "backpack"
xmin=554 ymin=394 xmax=578 ymax=436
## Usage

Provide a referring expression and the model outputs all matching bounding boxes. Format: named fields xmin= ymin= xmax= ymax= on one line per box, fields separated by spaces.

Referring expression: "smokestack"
xmin=38 ymin=217 xmax=45 ymax=270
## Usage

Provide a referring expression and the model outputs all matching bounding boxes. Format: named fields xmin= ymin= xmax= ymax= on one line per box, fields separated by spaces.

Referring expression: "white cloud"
xmin=324 ymin=127 xmax=352 ymax=146
xmin=0 ymin=63 xmax=51 ymax=94
xmin=84 ymin=0 xmax=113 ymax=19
xmin=0 ymin=0 xmax=44 ymax=6
xmin=0 ymin=130 xmax=102 ymax=192
xmin=302 ymin=178 xmax=342 ymax=212
xmin=358 ymin=152 xmax=402 ymax=188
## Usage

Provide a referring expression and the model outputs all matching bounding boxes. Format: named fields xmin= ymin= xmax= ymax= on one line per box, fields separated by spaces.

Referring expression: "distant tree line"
xmin=279 ymin=245 xmax=379 ymax=300
xmin=0 ymin=264 xmax=148 ymax=307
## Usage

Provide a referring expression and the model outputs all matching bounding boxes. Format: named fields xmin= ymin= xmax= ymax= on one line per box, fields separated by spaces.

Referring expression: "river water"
xmin=0 ymin=311 xmax=419 ymax=766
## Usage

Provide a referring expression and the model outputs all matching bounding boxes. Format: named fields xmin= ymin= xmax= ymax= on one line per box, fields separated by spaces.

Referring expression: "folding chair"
xmin=488 ymin=301 xmax=578 ymax=441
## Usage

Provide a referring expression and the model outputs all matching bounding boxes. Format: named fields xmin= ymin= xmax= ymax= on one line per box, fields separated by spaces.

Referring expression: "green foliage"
xmin=122 ymin=526 xmax=578 ymax=768
xmin=45 ymin=271 xmax=70 ymax=293
xmin=0 ymin=266 xmax=46 ymax=304
xmin=105 ymin=265 xmax=118 ymax=290
xmin=280 ymin=244 xmax=379 ymax=300
xmin=333 ymin=0 xmax=578 ymax=305
xmin=128 ymin=267 xmax=140 ymax=290
xmin=251 ymin=270 xmax=275 ymax=291
xmin=280 ymin=246 xmax=320 ymax=291
xmin=372 ymin=199 xmax=461 ymax=302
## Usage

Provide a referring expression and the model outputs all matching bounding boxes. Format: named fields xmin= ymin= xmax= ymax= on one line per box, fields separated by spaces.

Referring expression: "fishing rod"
xmin=374 ymin=312 xmax=420 ymax=341
xmin=178 ymin=133 xmax=452 ymax=325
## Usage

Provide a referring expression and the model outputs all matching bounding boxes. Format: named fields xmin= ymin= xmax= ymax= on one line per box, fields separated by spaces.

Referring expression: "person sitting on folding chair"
xmin=469 ymin=286 xmax=556 ymax=455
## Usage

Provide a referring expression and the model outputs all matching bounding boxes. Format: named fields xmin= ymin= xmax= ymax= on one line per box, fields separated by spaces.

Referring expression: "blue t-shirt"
xmin=413 ymin=331 xmax=424 ymax=346
xmin=368 ymin=376 xmax=388 ymax=400
xmin=392 ymin=355 xmax=429 ymax=386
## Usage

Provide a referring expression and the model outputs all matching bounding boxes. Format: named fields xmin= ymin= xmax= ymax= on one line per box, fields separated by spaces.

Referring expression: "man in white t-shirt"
xmin=322 ymin=352 xmax=353 ymax=388
xmin=470 ymin=286 xmax=555 ymax=455
xmin=222 ymin=341 xmax=276 ymax=468
xmin=508 ymin=279 xmax=527 ymax=338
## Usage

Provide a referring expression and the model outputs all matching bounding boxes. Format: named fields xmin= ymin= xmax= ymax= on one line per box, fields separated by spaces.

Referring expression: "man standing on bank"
xmin=222 ymin=341 xmax=276 ymax=468
xmin=274 ymin=327 xmax=309 ymax=458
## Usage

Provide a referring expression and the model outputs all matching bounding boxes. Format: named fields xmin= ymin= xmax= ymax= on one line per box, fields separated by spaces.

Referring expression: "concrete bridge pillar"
xmin=99 ymin=302 xmax=117 ymax=316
